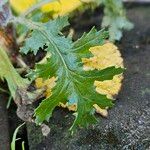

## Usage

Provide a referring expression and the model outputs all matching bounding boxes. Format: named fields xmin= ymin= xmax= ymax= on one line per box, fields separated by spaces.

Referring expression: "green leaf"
xmin=101 ymin=0 xmax=133 ymax=41
xmin=0 ymin=46 xmax=29 ymax=99
xmin=21 ymin=17 xmax=124 ymax=130
xmin=20 ymin=17 xmax=69 ymax=55
xmin=20 ymin=30 xmax=47 ymax=55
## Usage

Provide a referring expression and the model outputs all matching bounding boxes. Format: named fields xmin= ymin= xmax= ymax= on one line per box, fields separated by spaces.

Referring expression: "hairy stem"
xmin=21 ymin=0 xmax=58 ymax=17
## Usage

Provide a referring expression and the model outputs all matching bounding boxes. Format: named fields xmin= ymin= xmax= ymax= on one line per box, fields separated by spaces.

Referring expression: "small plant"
xmin=11 ymin=123 xmax=25 ymax=150
xmin=101 ymin=0 xmax=133 ymax=41
xmin=0 ymin=0 xmax=125 ymax=134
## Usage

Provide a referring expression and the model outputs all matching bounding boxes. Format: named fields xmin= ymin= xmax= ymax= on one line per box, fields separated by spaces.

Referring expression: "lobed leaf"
xmin=21 ymin=17 xmax=124 ymax=130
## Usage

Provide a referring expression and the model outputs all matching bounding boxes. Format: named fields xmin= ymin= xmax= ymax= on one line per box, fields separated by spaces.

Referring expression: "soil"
xmin=0 ymin=94 xmax=10 ymax=150
xmin=26 ymin=4 xmax=150 ymax=150
xmin=0 ymin=93 xmax=29 ymax=150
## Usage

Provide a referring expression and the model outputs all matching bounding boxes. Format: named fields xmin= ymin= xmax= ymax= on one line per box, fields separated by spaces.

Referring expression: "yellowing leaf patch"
xmin=35 ymin=77 xmax=56 ymax=98
xmin=35 ymin=42 xmax=124 ymax=117
xmin=83 ymin=42 xmax=123 ymax=98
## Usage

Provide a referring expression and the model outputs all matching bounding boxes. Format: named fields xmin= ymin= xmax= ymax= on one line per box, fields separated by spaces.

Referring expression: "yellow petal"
xmin=41 ymin=0 xmax=82 ymax=17
xmin=10 ymin=0 xmax=83 ymax=16
xmin=10 ymin=0 xmax=37 ymax=13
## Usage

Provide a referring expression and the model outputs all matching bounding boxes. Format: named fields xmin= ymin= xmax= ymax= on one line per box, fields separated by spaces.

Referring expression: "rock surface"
xmin=27 ymin=5 xmax=150 ymax=150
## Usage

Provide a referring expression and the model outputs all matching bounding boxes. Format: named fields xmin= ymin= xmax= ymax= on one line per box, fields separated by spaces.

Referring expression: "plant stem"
xmin=11 ymin=122 xmax=25 ymax=150
xmin=6 ymin=95 xmax=12 ymax=109
xmin=0 ymin=87 xmax=9 ymax=94
xmin=21 ymin=0 xmax=57 ymax=17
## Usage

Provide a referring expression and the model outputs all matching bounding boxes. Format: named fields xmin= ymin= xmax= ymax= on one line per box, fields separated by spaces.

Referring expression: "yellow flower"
xmin=10 ymin=0 xmax=37 ymax=14
xmin=10 ymin=0 xmax=83 ymax=16
xmin=41 ymin=0 xmax=82 ymax=17
xmin=35 ymin=42 xmax=124 ymax=117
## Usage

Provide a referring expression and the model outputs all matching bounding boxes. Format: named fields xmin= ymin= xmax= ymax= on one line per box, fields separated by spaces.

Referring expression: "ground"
xmin=0 ymin=94 xmax=10 ymax=149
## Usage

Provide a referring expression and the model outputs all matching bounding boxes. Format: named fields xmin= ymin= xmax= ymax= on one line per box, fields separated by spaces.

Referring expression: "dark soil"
xmin=8 ymin=103 xmax=29 ymax=150
xmin=0 ymin=94 xmax=10 ymax=150
xmin=26 ymin=4 xmax=150 ymax=150
xmin=0 ymin=93 xmax=29 ymax=150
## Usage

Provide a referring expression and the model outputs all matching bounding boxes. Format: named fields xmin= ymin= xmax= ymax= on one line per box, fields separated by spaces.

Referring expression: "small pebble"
xmin=41 ymin=124 xmax=51 ymax=137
